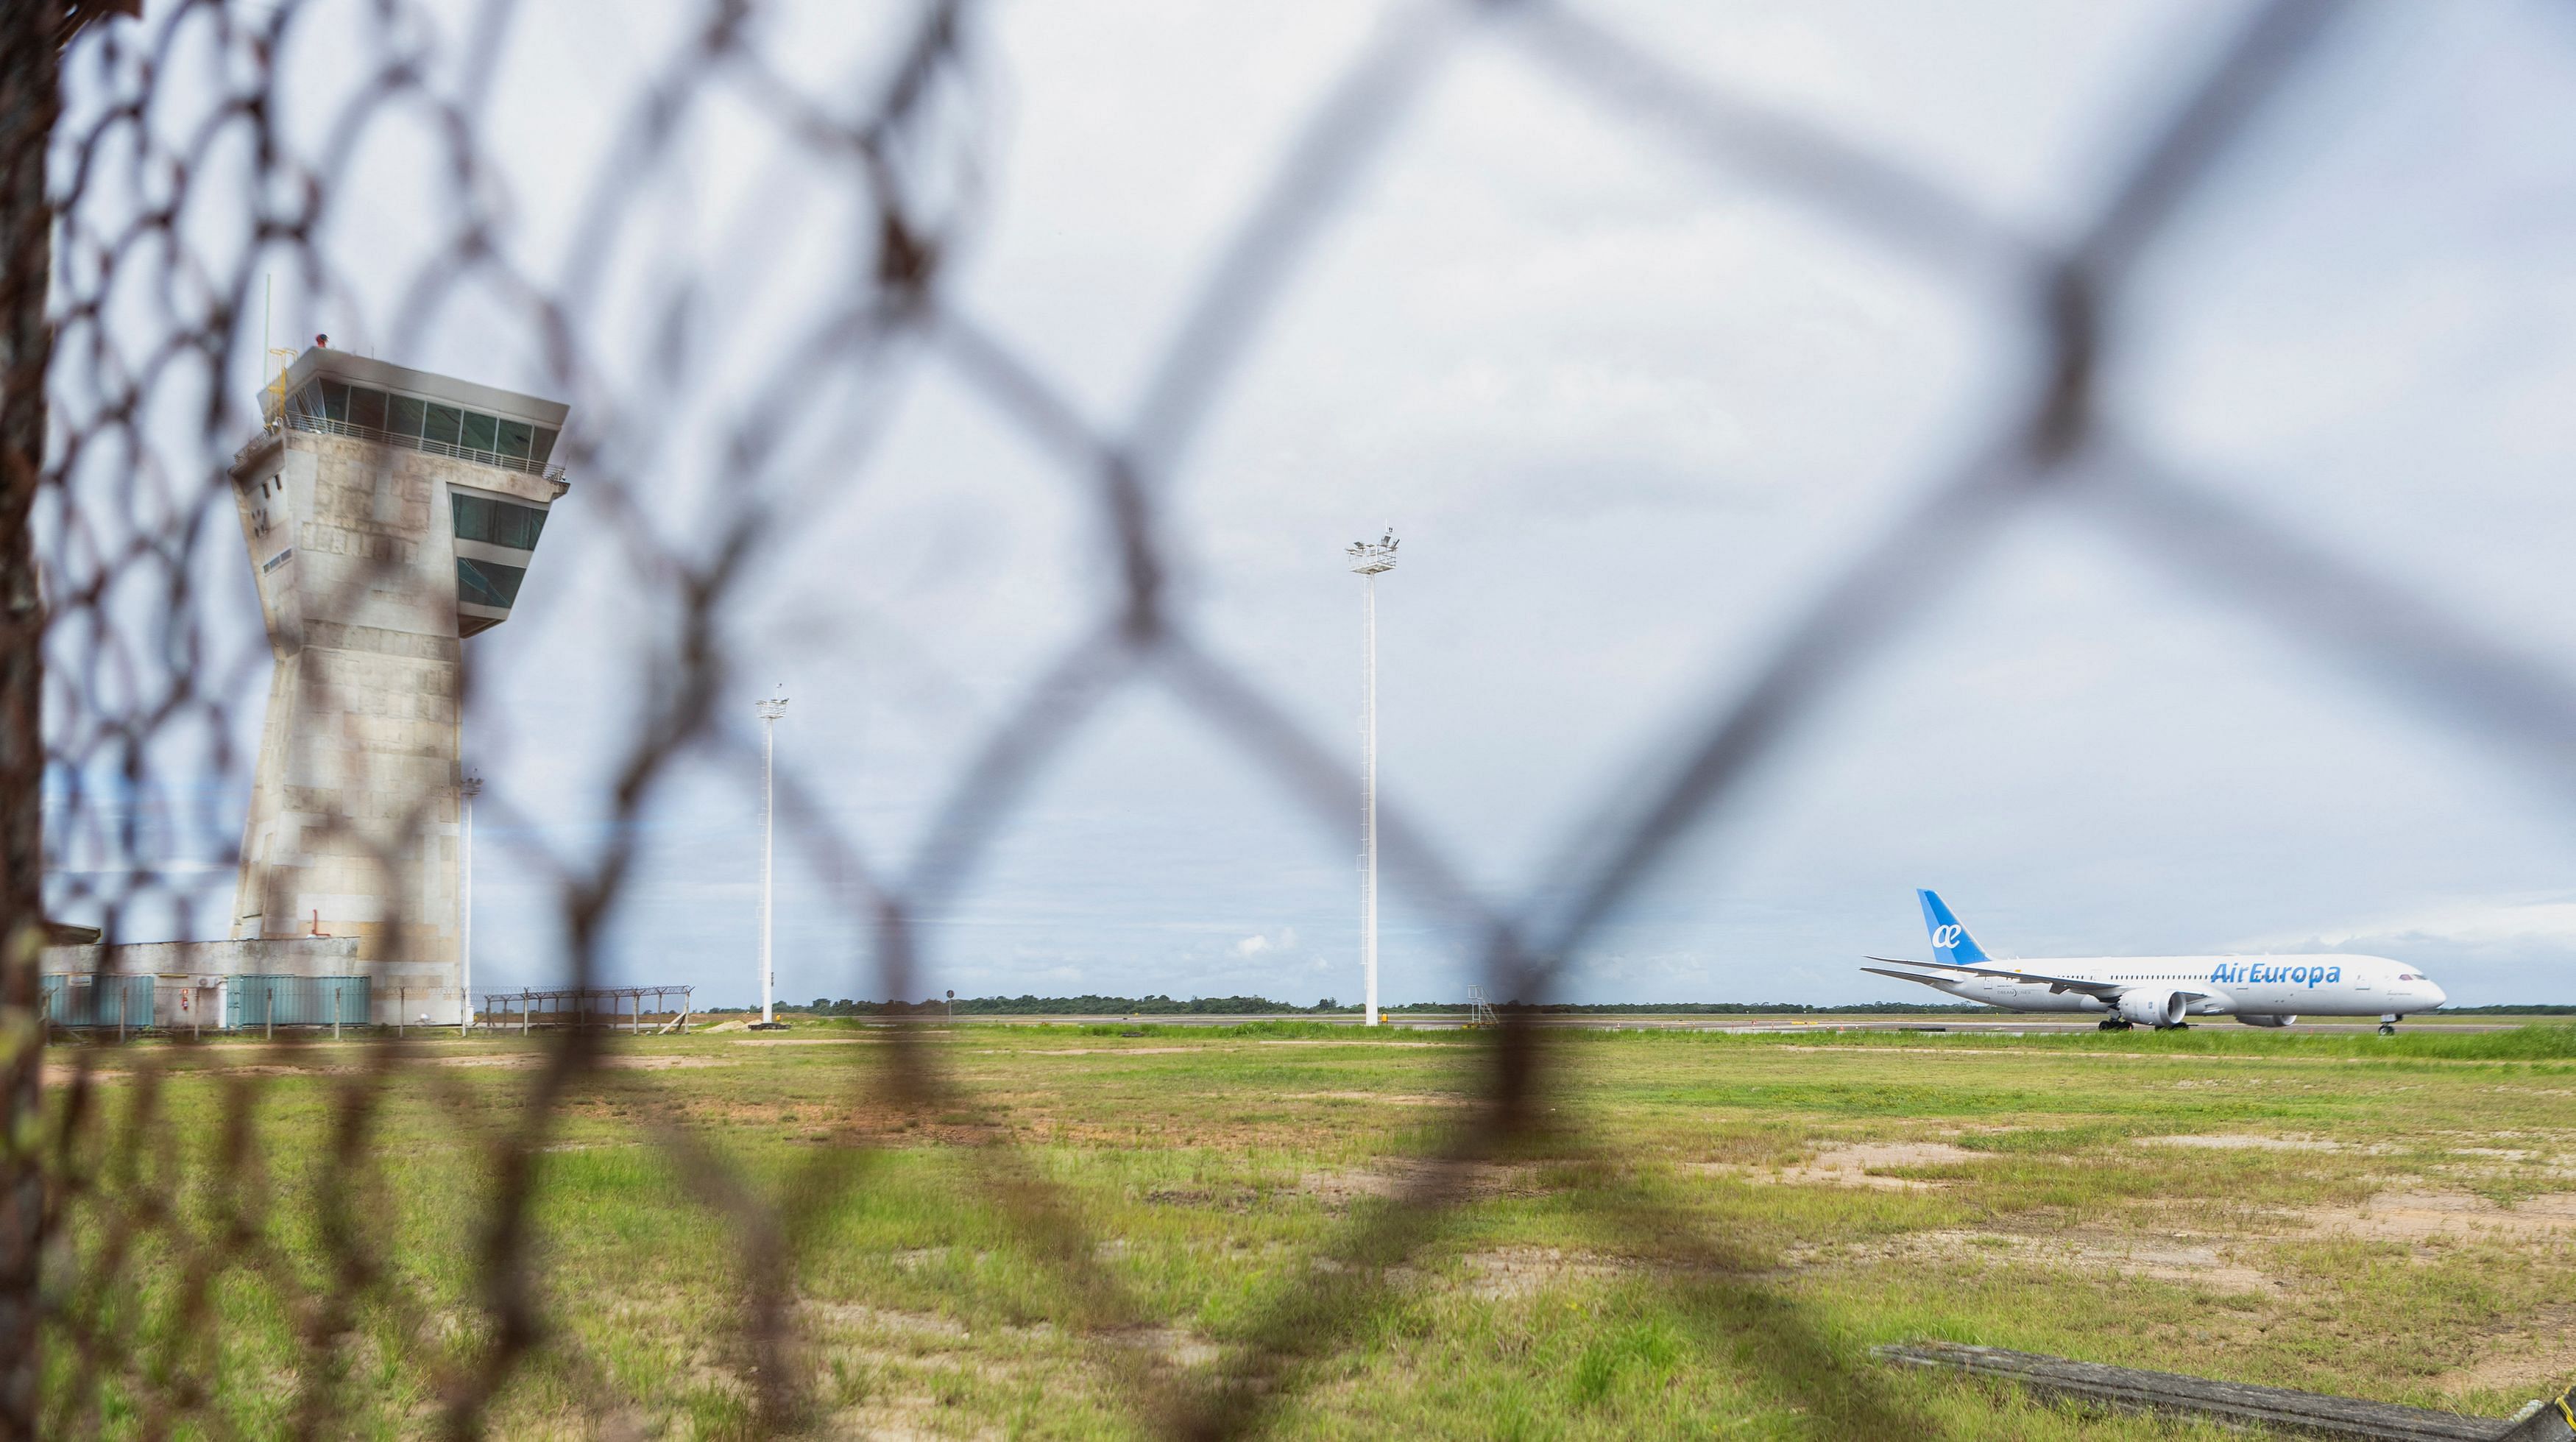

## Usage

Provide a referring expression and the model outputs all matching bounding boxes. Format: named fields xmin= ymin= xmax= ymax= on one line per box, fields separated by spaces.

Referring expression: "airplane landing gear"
xmin=2379 ymin=1013 xmax=2400 ymax=1037
xmin=2098 ymin=1018 xmax=2131 ymax=1031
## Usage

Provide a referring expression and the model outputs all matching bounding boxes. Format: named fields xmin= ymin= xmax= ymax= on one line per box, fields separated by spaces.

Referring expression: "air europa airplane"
xmin=1864 ymin=890 xmax=2446 ymax=1034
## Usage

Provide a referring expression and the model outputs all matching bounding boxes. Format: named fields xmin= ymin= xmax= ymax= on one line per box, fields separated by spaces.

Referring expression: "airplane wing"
xmin=1864 ymin=955 xmax=2124 ymax=1000
xmin=1862 ymin=966 xmax=1964 ymax=991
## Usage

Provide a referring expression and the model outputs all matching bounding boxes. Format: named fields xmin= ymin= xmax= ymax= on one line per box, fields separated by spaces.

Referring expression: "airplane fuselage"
xmin=1913 ymin=953 xmax=2444 ymax=1018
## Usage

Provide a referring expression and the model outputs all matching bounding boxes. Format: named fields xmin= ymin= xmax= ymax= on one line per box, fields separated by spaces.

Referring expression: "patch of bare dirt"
xmin=1457 ymin=1246 xmax=1629 ymax=1300
xmin=802 ymin=1297 xmax=1217 ymax=1380
xmin=821 ymin=1406 xmax=960 ymax=1442
xmin=1298 ymin=1160 xmax=1540 ymax=1206
xmin=1817 ymin=1227 xmax=2277 ymax=1293
xmin=2141 ymin=1134 xmax=2355 ymax=1153
xmin=1139 ymin=1184 xmax=1260 ymax=1212
xmin=2293 ymin=1190 xmax=2576 ymax=1243
xmin=1022 ymin=1046 xmax=1200 ymax=1056
xmin=1113 ymin=1326 xmax=1220 ymax=1370
xmin=1251 ymin=1039 xmax=1440 ymax=1047
xmin=1280 ymin=1091 xmax=1468 ymax=1106
xmin=111 ymin=1061 xmax=328 ymax=1079
xmin=2438 ymin=1307 xmax=2576 ymax=1402
xmin=801 ymin=1299 xmax=973 ymax=1343
xmin=427 ymin=1051 xmax=735 ymax=1071
xmin=1698 ymin=1139 xmax=1986 ymax=1191
xmin=39 ymin=1049 xmax=733 ymax=1085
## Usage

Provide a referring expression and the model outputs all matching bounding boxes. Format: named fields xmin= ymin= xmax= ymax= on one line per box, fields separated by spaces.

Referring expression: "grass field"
xmin=42 ymin=1019 xmax=2576 ymax=1438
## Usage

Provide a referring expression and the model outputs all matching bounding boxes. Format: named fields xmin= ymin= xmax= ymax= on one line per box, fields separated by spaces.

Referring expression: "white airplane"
xmin=1864 ymin=889 xmax=2446 ymax=1034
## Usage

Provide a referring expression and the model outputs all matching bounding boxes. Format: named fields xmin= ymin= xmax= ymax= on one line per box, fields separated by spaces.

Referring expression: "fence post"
xmin=265 ymin=984 xmax=272 ymax=1042
xmin=115 ymin=980 xmax=124 ymax=1045
xmin=0 ymin=2 xmax=63 ymax=1425
xmin=397 ymin=986 xmax=404 ymax=1039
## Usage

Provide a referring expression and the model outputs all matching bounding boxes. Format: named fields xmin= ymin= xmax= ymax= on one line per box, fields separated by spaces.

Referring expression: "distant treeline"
xmin=705 ymin=995 xmax=2576 ymax=1017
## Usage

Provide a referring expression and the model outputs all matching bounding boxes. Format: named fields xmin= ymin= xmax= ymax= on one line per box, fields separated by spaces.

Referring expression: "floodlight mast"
xmin=755 ymin=696 xmax=789 ymax=1025
xmin=1346 ymin=529 xmax=1399 ymax=1026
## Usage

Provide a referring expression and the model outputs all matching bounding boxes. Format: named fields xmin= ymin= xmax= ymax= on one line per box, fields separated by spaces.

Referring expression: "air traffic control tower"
xmin=227 ymin=349 xmax=569 ymax=1023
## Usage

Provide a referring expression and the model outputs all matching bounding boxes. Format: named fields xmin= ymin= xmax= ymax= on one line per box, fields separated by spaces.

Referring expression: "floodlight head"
xmin=460 ymin=774 xmax=483 ymax=799
xmin=754 ymin=696 xmax=788 ymax=721
xmin=1347 ymin=526 xmax=1401 ymax=576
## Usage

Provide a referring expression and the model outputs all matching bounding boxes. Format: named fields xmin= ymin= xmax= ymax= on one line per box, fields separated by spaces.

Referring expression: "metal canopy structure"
xmin=479 ymin=985 xmax=693 ymax=1035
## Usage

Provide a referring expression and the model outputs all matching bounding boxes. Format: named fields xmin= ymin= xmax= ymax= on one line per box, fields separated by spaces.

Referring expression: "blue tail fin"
xmin=1917 ymin=888 xmax=1989 ymax=966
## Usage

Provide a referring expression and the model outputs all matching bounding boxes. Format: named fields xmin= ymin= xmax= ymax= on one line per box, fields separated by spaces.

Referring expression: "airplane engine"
xmin=2116 ymin=989 xmax=2187 ymax=1028
xmin=2234 ymin=1014 xmax=2296 ymax=1028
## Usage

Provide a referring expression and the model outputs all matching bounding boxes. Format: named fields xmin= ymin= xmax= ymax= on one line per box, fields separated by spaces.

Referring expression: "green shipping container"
xmin=225 ymin=976 xmax=369 ymax=1028
xmin=40 ymin=974 xmax=154 ymax=1028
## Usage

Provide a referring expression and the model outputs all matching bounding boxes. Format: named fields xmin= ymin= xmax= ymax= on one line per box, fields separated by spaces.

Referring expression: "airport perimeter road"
xmin=920 ymin=1014 xmax=2536 ymax=1035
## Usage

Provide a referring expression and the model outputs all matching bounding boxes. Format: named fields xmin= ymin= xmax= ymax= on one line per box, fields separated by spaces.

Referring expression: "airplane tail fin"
xmin=1917 ymin=888 xmax=1990 ymax=966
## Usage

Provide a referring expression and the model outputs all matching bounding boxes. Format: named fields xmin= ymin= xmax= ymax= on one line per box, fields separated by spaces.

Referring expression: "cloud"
xmin=2246 ymin=899 xmax=2576 ymax=956
xmin=1233 ymin=926 xmax=1301 ymax=960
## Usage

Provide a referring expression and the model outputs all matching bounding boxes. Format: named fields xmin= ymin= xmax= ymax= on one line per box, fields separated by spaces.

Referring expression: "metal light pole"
xmin=1346 ymin=529 xmax=1399 ymax=1026
xmin=460 ymin=774 xmax=480 ymax=1036
xmin=755 ymin=695 xmax=788 ymax=1026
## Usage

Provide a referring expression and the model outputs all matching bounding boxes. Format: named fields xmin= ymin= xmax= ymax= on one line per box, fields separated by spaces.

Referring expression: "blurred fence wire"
xmin=5 ymin=0 xmax=2562 ymax=1435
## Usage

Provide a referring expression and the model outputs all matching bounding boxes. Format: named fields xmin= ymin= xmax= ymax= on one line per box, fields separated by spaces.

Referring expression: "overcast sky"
xmin=51 ymin=0 xmax=2576 ymax=1008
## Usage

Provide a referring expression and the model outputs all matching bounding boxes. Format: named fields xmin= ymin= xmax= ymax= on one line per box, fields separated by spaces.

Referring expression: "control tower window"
xmin=348 ymin=386 xmax=387 ymax=431
xmin=495 ymin=419 xmax=532 ymax=460
xmin=424 ymin=403 xmax=464 ymax=446
xmin=319 ymin=379 xmax=350 ymax=422
xmin=389 ymin=394 xmax=425 ymax=437
xmin=452 ymin=492 xmax=548 ymax=549
xmin=533 ymin=428 xmax=559 ymax=464
xmin=460 ymin=411 xmax=498 ymax=453
xmin=456 ymin=557 xmax=528 ymax=609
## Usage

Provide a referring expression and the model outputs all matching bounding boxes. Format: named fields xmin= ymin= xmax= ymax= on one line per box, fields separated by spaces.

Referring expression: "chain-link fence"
xmin=6 ymin=0 xmax=2571 ymax=1435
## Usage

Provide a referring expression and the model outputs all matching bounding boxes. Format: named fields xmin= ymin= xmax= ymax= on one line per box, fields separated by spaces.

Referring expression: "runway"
xmin=949 ymin=1013 xmax=2532 ymax=1035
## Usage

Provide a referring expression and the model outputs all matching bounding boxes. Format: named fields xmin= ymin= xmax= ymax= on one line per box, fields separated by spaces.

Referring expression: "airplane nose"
xmin=2424 ymin=981 xmax=2447 ymax=1008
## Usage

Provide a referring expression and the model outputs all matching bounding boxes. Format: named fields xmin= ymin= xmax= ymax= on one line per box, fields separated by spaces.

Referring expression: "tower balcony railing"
xmin=244 ymin=410 xmax=568 ymax=482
